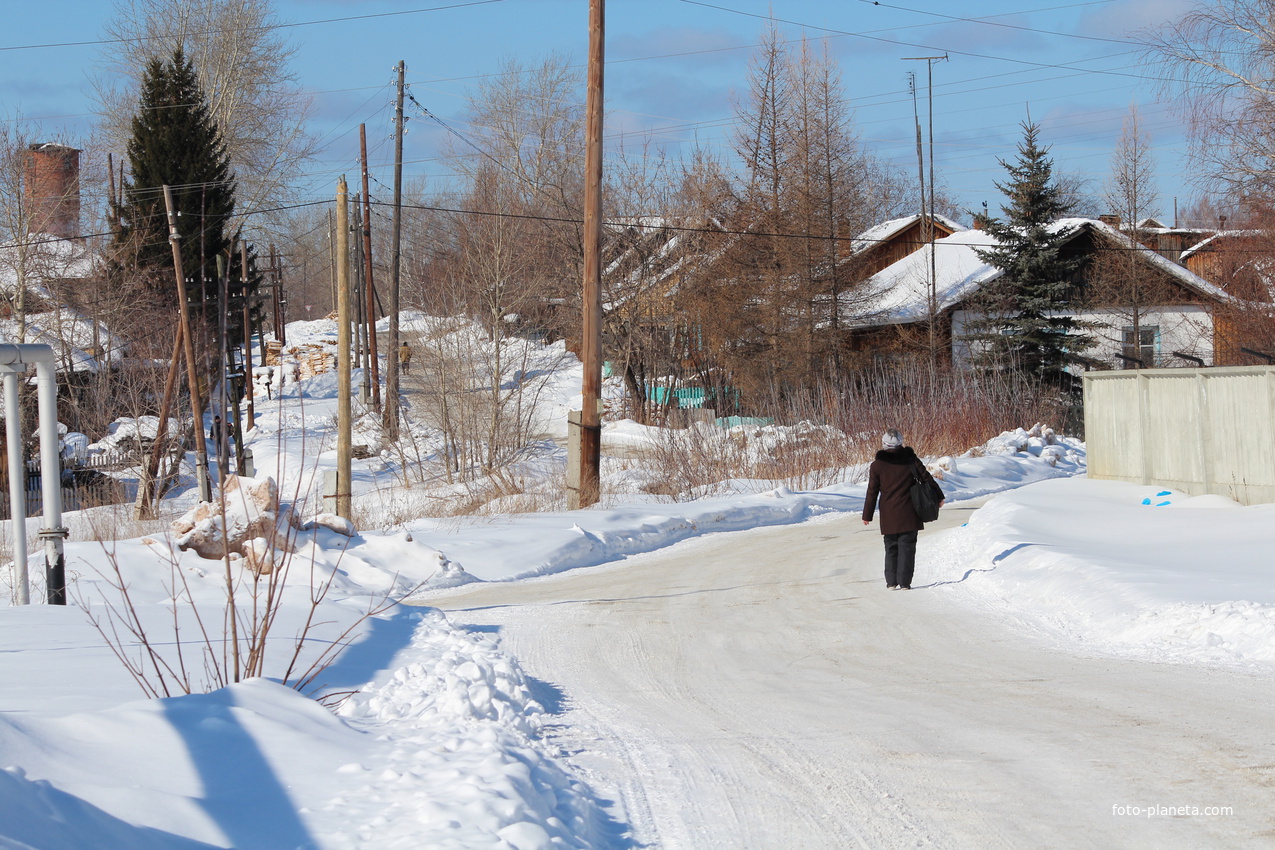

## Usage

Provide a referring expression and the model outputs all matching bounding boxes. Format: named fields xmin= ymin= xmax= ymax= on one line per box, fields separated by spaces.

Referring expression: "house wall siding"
xmin=949 ymin=305 xmax=1214 ymax=370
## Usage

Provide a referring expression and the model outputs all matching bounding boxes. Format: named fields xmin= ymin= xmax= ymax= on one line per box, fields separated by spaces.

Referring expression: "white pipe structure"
xmin=0 ymin=344 xmax=67 ymax=605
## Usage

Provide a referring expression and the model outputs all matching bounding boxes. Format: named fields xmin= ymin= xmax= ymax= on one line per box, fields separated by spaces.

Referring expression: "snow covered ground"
xmin=0 ymin=314 xmax=1271 ymax=848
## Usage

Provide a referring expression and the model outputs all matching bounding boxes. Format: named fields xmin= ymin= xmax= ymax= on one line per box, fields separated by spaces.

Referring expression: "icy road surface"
xmin=424 ymin=504 xmax=1275 ymax=848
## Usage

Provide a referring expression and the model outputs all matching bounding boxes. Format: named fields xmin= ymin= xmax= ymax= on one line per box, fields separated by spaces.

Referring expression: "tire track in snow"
xmin=423 ymin=508 xmax=1275 ymax=847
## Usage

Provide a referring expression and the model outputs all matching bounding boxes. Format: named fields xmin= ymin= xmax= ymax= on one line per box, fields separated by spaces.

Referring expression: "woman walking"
xmin=862 ymin=429 xmax=945 ymax=590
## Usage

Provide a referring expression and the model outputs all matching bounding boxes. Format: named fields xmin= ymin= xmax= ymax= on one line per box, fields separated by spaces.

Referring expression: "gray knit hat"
xmin=882 ymin=429 xmax=904 ymax=449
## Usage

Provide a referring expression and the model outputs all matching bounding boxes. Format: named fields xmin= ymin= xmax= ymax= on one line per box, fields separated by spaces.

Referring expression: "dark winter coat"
xmin=862 ymin=446 xmax=944 ymax=535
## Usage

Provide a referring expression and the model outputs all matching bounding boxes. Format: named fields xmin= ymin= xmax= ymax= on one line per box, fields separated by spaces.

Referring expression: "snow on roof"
xmin=0 ymin=309 xmax=122 ymax=373
xmin=842 ymin=228 xmax=1002 ymax=326
xmin=1079 ymin=217 xmax=1231 ymax=301
xmin=848 ymin=213 xmax=965 ymax=255
xmin=1177 ymin=229 xmax=1265 ymax=263
xmin=843 ymin=218 xmax=1231 ymax=327
xmin=0 ymin=235 xmax=94 ymax=293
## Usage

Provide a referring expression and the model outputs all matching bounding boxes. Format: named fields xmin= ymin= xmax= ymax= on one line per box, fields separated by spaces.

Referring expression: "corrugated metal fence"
xmin=1083 ymin=365 xmax=1275 ymax=506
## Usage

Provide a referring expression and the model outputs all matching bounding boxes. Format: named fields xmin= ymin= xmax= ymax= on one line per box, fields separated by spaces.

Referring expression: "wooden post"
xmin=242 ymin=241 xmax=254 ymax=431
xmin=352 ymin=197 xmax=368 ymax=402
xmin=216 ymin=251 xmax=230 ymax=483
xmin=384 ymin=60 xmax=405 ymax=440
xmin=569 ymin=0 xmax=604 ymax=509
xmin=134 ymin=329 xmax=183 ymax=519
xmin=335 ymin=177 xmax=353 ymax=520
xmin=162 ymin=185 xmax=212 ymax=503
xmin=359 ymin=123 xmax=382 ymax=413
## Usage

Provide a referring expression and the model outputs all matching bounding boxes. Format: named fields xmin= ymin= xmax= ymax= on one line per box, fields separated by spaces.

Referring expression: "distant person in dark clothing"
xmin=209 ymin=415 xmax=224 ymax=447
xmin=862 ymin=428 xmax=945 ymax=590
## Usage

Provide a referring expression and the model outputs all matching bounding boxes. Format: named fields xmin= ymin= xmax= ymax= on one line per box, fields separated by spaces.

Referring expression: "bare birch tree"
xmin=1146 ymin=1 xmax=1275 ymax=201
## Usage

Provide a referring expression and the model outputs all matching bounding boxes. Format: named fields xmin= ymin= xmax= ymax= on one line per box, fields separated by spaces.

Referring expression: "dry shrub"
xmin=646 ymin=364 xmax=1072 ymax=496
xmin=767 ymin=363 xmax=1074 ymax=459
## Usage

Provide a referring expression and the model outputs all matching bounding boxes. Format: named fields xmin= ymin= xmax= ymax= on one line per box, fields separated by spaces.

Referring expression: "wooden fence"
xmin=1083 ymin=365 xmax=1275 ymax=506
xmin=0 ymin=452 xmax=132 ymax=519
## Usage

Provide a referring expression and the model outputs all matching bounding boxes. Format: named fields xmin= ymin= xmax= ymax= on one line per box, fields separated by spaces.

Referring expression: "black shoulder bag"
xmin=909 ymin=462 xmax=941 ymax=523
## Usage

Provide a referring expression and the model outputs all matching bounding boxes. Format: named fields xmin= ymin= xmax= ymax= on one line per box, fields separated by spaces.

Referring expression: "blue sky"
xmin=2 ymin=0 xmax=1204 ymax=225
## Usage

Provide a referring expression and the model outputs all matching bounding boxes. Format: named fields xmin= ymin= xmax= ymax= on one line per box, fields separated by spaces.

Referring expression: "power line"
xmin=0 ymin=0 xmax=506 ymax=53
xmin=680 ymin=0 xmax=1186 ymax=85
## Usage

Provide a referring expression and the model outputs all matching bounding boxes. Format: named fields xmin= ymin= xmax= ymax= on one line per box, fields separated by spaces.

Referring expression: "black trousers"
xmin=883 ymin=531 xmax=918 ymax=588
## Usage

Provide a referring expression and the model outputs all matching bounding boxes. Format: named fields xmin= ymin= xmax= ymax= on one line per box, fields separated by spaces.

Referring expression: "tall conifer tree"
xmin=113 ymin=48 xmax=235 ymax=310
xmin=972 ymin=120 xmax=1088 ymax=388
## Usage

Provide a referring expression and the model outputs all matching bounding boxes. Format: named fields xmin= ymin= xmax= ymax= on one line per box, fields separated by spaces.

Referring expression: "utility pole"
xmin=242 ymin=241 xmax=254 ymax=431
xmin=327 ymin=209 xmax=337 ymax=312
xmin=384 ymin=60 xmax=405 ymax=439
xmin=273 ymin=245 xmax=287 ymax=346
xmin=904 ymin=54 xmax=946 ymax=369
xmin=353 ymin=197 xmax=368 ymax=403
xmin=335 ymin=177 xmax=353 ymax=520
xmin=569 ymin=0 xmax=604 ymax=509
xmin=217 ymin=251 xmax=230 ymax=483
xmin=359 ymin=123 xmax=382 ymax=412
xmin=162 ymin=185 xmax=212 ymax=503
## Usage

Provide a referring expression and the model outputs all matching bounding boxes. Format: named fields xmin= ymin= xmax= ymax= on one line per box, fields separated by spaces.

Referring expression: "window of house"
xmin=1122 ymin=325 xmax=1159 ymax=367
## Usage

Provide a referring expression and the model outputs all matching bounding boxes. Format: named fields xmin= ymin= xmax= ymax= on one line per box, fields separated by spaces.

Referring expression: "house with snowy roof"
xmin=842 ymin=213 xmax=964 ymax=279
xmin=834 ymin=217 xmax=1237 ymax=370
xmin=1175 ymin=230 xmax=1275 ymax=364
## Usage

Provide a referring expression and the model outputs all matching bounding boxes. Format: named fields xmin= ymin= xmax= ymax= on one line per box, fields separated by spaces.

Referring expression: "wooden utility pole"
xmin=353 ymin=197 xmax=368 ymax=402
xmin=328 ymin=209 xmax=337 ymax=311
xmin=569 ymin=0 xmax=604 ymax=509
xmin=359 ymin=123 xmax=382 ymax=412
xmin=162 ymin=185 xmax=212 ymax=503
xmin=384 ymin=60 xmax=405 ymax=439
xmin=216 ymin=251 xmax=230 ymax=482
xmin=335 ymin=177 xmax=353 ymax=520
xmin=242 ymin=241 xmax=254 ymax=431
xmin=106 ymin=153 xmax=119 ymax=235
xmin=905 ymin=55 xmax=946 ymax=369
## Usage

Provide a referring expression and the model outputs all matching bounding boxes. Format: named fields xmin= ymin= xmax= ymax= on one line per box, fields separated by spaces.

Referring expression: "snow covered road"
xmin=424 ymin=504 xmax=1275 ymax=848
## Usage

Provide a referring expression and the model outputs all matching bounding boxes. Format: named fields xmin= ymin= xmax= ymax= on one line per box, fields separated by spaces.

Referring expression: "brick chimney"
xmin=23 ymin=143 xmax=81 ymax=239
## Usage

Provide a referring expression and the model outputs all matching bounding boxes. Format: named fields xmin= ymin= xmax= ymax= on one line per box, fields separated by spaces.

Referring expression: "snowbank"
xmin=926 ymin=477 xmax=1275 ymax=670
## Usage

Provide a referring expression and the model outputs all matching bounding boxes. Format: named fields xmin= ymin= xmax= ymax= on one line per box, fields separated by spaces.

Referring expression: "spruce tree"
xmin=113 ymin=48 xmax=235 ymax=311
xmin=971 ymin=120 xmax=1088 ymax=389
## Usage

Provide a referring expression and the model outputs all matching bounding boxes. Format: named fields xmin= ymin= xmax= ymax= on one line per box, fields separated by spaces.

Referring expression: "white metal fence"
xmin=1083 ymin=365 xmax=1275 ymax=506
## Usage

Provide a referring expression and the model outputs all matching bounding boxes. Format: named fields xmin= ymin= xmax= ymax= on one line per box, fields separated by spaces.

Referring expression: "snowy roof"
xmin=0 ymin=309 xmax=122 ymax=373
xmin=1079 ymin=217 xmax=1230 ymax=301
xmin=848 ymin=213 xmax=965 ymax=255
xmin=842 ymin=217 xmax=1230 ymax=327
xmin=841 ymin=229 xmax=1002 ymax=326
xmin=1177 ymin=229 xmax=1265 ymax=263
xmin=0 ymin=235 xmax=94 ymax=293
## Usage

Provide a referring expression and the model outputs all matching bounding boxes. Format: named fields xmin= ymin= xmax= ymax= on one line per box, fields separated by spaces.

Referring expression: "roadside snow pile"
xmin=0 ymin=678 xmax=368 ymax=849
xmin=928 ymin=425 xmax=1085 ymax=500
xmin=327 ymin=609 xmax=612 ymax=849
xmin=926 ymin=477 xmax=1275 ymax=670
xmin=404 ymin=425 xmax=1084 ymax=583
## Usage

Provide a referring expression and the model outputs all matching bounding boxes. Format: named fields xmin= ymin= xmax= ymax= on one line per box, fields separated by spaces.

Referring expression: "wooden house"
xmin=835 ymin=218 xmax=1236 ymax=370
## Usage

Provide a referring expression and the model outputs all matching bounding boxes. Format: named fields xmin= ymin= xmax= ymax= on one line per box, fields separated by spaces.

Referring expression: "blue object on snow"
xmin=1142 ymin=497 xmax=1152 ymax=505
xmin=1156 ymin=501 xmax=1171 ymax=507
xmin=1156 ymin=490 xmax=1172 ymax=496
